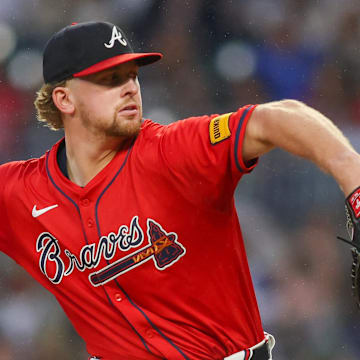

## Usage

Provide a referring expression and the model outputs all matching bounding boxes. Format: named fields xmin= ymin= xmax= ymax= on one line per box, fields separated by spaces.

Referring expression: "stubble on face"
xmin=79 ymin=102 xmax=142 ymax=139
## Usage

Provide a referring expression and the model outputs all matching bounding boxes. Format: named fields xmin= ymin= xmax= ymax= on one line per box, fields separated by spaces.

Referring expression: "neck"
xmin=64 ymin=131 xmax=129 ymax=187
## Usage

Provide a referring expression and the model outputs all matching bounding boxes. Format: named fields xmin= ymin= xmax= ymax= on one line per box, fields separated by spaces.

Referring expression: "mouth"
xmin=119 ymin=104 xmax=139 ymax=116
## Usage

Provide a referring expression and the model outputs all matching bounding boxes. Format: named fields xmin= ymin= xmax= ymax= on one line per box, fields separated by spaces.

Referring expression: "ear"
xmin=52 ymin=86 xmax=75 ymax=115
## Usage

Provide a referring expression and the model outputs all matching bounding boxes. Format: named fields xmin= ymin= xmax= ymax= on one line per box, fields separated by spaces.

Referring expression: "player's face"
xmin=70 ymin=61 xmax=142 ymax=138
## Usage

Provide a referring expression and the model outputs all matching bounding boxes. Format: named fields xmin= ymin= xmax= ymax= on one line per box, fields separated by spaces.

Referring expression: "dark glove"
xmin=337 ymin=187 xmax=360 ymax=308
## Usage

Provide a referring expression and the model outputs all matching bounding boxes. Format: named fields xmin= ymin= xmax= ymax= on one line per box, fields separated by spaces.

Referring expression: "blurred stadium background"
xmin=1 ymin=0 xmax=360 ymax=359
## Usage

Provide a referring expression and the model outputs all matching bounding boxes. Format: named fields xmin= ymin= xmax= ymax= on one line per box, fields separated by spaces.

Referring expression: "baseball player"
xmin=1 ymin=21 xmax=360 ymax=360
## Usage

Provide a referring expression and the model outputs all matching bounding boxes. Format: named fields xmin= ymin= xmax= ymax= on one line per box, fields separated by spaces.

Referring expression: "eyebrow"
xmin=96 ymin=69 xmax=116 ymax=77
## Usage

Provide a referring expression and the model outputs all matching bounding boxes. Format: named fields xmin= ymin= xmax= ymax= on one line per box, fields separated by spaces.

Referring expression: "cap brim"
xmin=73 ymin=52 xmax=163 ymax=78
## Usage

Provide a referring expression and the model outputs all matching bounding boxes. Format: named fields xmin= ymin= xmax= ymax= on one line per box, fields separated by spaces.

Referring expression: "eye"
xmin=99 ymin=73 xmax=122 ymax=85
xmin=111 ymin=73 xmax=120 ymax=82
xmin=128 ymin=71 xmax=138 ymax=80
xmin=96 ymin=74 xmax=110 ymax=82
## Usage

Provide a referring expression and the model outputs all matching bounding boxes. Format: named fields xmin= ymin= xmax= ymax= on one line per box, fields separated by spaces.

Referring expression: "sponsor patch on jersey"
xmin=209 ymin=113 xmax=232 ymax=145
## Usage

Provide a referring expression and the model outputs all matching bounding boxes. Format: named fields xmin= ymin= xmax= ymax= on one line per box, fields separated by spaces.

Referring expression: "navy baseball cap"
xmin=43 ymin=21 xmax=163 ymax=83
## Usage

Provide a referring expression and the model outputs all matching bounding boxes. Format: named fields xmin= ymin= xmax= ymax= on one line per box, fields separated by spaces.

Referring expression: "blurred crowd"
xmin=1 ymin=0 xmax=360 ymax=359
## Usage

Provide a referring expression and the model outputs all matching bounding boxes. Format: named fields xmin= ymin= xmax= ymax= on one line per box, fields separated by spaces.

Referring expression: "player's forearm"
xmin=252 ymin=100 xmax=360 ymax=196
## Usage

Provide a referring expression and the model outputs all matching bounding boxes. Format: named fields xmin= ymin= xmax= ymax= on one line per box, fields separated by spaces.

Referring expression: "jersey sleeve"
xmin=159 ymin=105 xmax=258 ymax=205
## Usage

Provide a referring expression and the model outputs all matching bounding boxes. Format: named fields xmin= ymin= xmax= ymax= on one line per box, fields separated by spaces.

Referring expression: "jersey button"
xmin=114 ymin=293 xmax=122 ymax=302
xmin=81 ymin=198 xmax=90 ymax=207
xmin=146 ymin=329 xmax=155 ymax=339
xmin=87 ymin=219 xmax=94 ymax=227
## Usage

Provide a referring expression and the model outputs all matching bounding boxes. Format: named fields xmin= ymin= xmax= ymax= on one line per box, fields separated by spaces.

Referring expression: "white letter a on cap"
xmin=104 ymin=26 xmax=127 ymax=48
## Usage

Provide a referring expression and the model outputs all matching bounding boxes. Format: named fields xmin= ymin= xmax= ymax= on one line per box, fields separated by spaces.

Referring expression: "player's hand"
xmin=337 ymin=186 xmax=360 ymax=308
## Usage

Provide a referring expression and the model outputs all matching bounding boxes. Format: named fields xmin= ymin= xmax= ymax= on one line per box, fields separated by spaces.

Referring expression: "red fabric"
xmin=347 ymin=187 xmax=360 ymax=218
xmin=73 ymin=53 xmax=163 ymax=77
xmin=0 ymin=106 xmax=263 ymax=359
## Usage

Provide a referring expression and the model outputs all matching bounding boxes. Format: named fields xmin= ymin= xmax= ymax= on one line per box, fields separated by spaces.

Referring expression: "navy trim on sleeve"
xmin=234 ymin=105 xmax=255 ymax=172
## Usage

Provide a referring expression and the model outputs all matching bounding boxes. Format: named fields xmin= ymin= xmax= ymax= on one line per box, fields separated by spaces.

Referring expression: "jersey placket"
xmin=80 ymin=197 xmax=95 ymax=233
xmin=103 ymin=281 xmax=189 ymax=360
xmin=93 ymin=203 xmax=189 ymax=360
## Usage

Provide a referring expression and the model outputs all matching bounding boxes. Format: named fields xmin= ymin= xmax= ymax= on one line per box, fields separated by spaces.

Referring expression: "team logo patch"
xmin=89 ymin=219 xmax=186 ymax=286
xmin=350 ymin=189 xmax=360 ymax=218
xmin=36 ymin=217 xmax=186 ymax=286
xmin=209 ymin=113 xmax=232 ymax=145
xmin=104 ymin=25 xmax=127 ymax=48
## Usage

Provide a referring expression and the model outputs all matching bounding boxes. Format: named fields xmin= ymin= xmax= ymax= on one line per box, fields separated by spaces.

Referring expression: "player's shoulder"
xmin=141 ymin=107 xmax=253 ymax=137
xmin=142 ymin=115 xmax=210 ymax=129
xmin=168 ymin=114 xmax=211 ymax=129
xmin=0 ymin=154 xmax=47 ymax=181
xmin=141 ymin=115 xmax=212 ymax=134
xmin=141 ymin=118 xmax=166 ymax=135
xmin=140 ymin=115 xmax=228 ymax=150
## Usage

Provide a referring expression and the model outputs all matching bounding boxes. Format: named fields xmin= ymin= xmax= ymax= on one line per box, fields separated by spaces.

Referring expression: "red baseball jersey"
xmin=0 ymin=104 xmax=264 ymax=359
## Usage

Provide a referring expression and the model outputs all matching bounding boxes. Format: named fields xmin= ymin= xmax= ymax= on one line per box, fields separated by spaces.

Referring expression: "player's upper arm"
xmin=242 ymin=99 xmax=304 ymax=162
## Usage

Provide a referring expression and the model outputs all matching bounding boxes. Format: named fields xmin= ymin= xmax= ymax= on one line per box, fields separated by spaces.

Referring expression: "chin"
xmin=106 ymin=120 xmax=141 ymax=138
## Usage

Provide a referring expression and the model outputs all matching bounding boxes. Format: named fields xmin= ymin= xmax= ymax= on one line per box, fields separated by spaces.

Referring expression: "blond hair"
xmin=34 ymin=80 xmax=68 ymax=131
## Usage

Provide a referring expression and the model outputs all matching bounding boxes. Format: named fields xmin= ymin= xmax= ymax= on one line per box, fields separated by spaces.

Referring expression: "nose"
xmin=121 ymin=78 xmax=139 ymax=97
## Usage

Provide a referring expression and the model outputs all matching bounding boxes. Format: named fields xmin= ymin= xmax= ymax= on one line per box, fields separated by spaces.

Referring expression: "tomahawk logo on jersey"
xmin=0 ymin=105 xmax=264 ymax=360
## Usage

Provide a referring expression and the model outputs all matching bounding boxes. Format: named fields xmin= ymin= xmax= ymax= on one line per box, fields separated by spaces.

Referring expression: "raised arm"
xmin=243 ymin=100 xmax=360 ymax=196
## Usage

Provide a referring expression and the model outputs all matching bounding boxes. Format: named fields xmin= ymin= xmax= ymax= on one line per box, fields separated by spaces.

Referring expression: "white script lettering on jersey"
xmin=36 ymin=216 xmax=186 ymax=285
xmin=104 ymin=26 xmax=127 ymax=48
